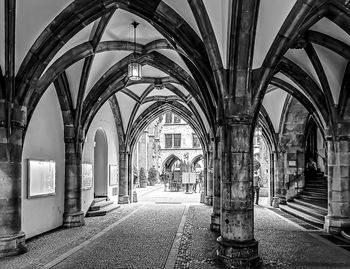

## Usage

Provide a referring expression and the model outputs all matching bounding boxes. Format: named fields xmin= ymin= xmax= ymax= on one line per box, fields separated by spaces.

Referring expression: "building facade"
xmin=133 ymin=112 xmax=203 ymax=176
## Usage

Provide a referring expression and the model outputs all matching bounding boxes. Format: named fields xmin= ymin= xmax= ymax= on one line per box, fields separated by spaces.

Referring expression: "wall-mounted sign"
xmin=28 ymin=159 xmax=56 ymax=198
xmin=82 ymin=163 xmax=93 ymax=190
xmin=109 ymin=164 xmax=118 ymax=186
xmin=288 ymin=161 xmax=296 ymax=167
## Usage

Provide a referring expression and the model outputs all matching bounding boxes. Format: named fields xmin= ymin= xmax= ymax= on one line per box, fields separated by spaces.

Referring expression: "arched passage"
xmin=304 ymin=116 xmax=327 ymax=173
xmin=253 ymin=126 xmax=271 ymax=205
xmin=94 ymin=128 xmax=108 ymax=197
xmin=191 ymin=154 xmax=203 ymax=172
xmin=162 ymin=154 xmax=181 ymax=172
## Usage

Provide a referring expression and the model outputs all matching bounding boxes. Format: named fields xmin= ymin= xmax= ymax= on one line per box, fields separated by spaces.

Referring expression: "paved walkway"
xmin=1 ymin=185 xmax=350 ymax=268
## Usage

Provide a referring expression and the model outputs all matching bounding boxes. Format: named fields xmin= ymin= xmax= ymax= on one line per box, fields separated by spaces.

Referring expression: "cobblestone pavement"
xmin=0 ymin=202 xmax=142 ymax=269
xmin=1 ymin=186 xmax=350 ymax=269
xmin=52 ymin=204 xmax=185 ymax=269
xmin=175 ymin=203 xmax=350 ymax=269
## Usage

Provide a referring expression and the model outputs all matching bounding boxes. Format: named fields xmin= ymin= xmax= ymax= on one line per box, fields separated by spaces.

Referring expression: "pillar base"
xmin=210 ymin=213 xmax=220 ymax=232
xmin=217 ymin=236 xmax=260 ymax=268
xmin=63 ymin=211 xmax=85 ymax=228
xmin=205 ymin=195 xmax=213 ymax=206
xmin=324 ymin=216 xmax=350 ymax=234
xmin=0 ymin=232 xmax=27 ymax=258
xmin=118 ymin=195 xmax=130 ymax=204
xmin=200 ymin=192 xmax=205 ymax=203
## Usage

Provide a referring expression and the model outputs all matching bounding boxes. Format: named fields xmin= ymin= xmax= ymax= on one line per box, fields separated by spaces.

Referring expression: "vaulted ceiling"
xmin=1 ymin=0 xmax=350 ymax=145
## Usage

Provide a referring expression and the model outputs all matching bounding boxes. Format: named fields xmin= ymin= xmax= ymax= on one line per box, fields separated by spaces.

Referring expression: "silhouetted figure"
xmin=306 ymin=157 xmax=317 ymax=175
xmin=253 ymin=172 xmax=262 ymax=205
xmin=306 ymin=157 xmax=317 ymax=171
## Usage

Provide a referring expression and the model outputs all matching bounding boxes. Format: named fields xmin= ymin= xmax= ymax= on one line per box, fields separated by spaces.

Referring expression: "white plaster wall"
xmin=22 ymin=85 xmax=65 ymax=239
xmin=82 ymin=102 xmax=119 ymax=213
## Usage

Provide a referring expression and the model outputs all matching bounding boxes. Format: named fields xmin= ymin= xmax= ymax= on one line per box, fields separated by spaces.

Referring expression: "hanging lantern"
xmin=128 ymin=60 xmax=142 ymax=81
xmin=128 ymin=21 xmax=142 ymax=81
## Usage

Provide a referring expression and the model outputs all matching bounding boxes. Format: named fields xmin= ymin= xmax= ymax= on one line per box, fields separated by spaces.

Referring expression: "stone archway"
xmin=253 ymin=127 xmax=271 ymax=205
xmin=162 ymin=154 xmax=181 ymax=172
xmin=191 ymin=154 xmax=203 ymax=172
xmin=94 ymin=128 xmax=108 ymax=197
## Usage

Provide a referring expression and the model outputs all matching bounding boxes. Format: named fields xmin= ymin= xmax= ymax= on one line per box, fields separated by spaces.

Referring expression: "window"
xmin=165 ymin=112 xmax=172 ymax=123
xmin=165 ymin=134 xmax=173 ymax=148
xmin=173 ymin=134 xmax=181 ymax=148
xmin=164 ymin=134 xmax=181 ymax=148
xmin=173 ymin=115 xmax=181 ymax=123
xmin=192 ymin=133 xmax=200 ymax=148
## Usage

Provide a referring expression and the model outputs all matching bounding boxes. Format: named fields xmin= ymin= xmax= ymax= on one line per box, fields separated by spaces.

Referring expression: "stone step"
xmin=296 ymin=198 xmax=328 ymax=209
xmin=306 ymin=179 xmax=327 ymax=184
xmin=86 ymin=201 xmax=120 ymax=218
xmin=298 ymin=193 xmax=327 ymax=201
xmin=300 ymin=191 xmax=327 ymax=198
xmin=279 ymin=204 xmax=324 ymax=228
xmin=305 ymin=184 xmax=327 ymax=189
xmin=93 ymin=197 xmax=108 ymax=204
xmin=86 ymin=210 xmax=107 ymax=217
xmin=286 ymin=201 xmax=327 ymax=221
xmin=304 ymin=186 xmax=327 ymax=192
xmin=294 ymin=198 xmax=327 ymax=212
xmin=303 ymin=189 xmax=327 ymax=196
xmin=307 ymin=173 xmax=326 ymax=177
xmin=89 ymin=200 xmax=114 ymax=211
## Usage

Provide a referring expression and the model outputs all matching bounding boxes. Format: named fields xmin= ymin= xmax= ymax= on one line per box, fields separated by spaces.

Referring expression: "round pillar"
xmin=211 ymin=138 xmax=221 ymax=232
xmin=119 ymin=150 xmax=130 ymax=204
xmin=325 ymin=138 xmax=350 ymax=233
xmin=0 ymin=103 xmax=27 ymax=257
xmin=205 ymin=145 xmax=214 ymax=205
xmin=63 ymin=130 xmax=84 ymax=228
xmin=217 ymin=122 xmax=259 ymax=267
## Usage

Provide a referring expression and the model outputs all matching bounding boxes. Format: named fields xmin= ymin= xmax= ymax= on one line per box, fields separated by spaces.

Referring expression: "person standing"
xmin=193 ymin=174 xmax=199 ymax=193
xmin=306 ymin=157 xmax=317 ymax=171
xmin=253 ymin=172 xmax=262 ymax=205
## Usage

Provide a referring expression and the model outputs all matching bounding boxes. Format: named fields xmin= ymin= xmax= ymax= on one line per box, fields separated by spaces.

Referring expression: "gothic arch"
xmin=162 ymin=154 xmax=181 ymax=172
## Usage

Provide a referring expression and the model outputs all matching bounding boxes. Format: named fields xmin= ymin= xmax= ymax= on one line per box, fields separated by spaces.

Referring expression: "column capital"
xmin=0 ymin=101 xmax=27 ymax=130
xmin=326 ymin=121 xmax=350 ymax=141
xmin=224 ymin=114 xmax=253 ymax=126
xmin=64 ymin=124 xmax=85 ymax=144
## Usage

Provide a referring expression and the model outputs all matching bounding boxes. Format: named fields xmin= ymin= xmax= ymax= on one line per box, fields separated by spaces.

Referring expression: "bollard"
xmin=133 ymin=190 xmax=137 ymax=202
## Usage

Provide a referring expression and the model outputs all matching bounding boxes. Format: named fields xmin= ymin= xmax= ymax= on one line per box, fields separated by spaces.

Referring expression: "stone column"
xmin=276 ymin=145 xmax=287 ymax=196
xmin=63 ymin=125 xmax=85 ymax=228
xmin=119 ymin=150 xmax=130 ymax=204
xmin=0 ymin=103 xmax=27 ymax=257
xmin=269 ymin=152 xmax=276 ymax=205
xmin=325 ymin=137 xmax=350 ymax=233
xmin=201 ymin=152 xmax=208 ymax=203
xmin=205 ymin=144 xmax=214 ymax=205
xmin=127 ymin=152 xmax=133 ymax=203
xmin=217 ymin=121 xmax=259 ymax=267
xmin=211 ymin=136 xmax=221 ymax=232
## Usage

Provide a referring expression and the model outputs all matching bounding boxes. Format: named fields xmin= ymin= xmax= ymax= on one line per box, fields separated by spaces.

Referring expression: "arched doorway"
xmin=305 ymin=117 xmax=327 ymax=173
xmin=253 ymin=127 xmax=271 ymax=205
xmin=162 ymin=154 xmax=181 ymax=172
xmin=94 ymin=128 xmax=108 ymax=197
xmin=191 ymin=154 xmax=204 ymax=173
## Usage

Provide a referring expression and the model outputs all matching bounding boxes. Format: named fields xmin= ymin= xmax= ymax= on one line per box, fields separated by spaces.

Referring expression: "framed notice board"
xmin=82 ymin=163 xmax=93 ymax=190
xmin=109 ymin=164 xmax=118 ymax=186
xmin=27 ymin=159 xmax=56 ymax=198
